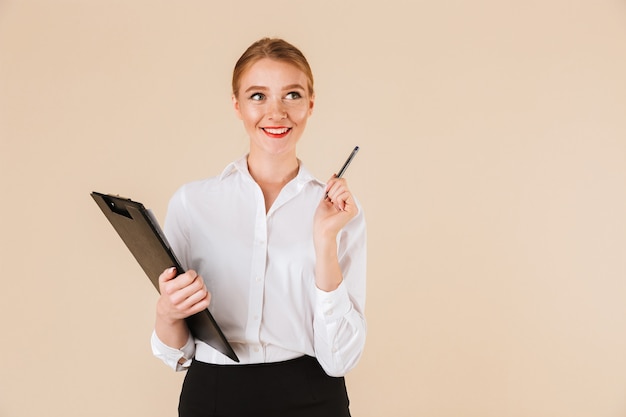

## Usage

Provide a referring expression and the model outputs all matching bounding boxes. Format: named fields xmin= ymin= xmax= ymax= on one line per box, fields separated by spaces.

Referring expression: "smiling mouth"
xmin=262 ymin=127 xmax=292 ymax=138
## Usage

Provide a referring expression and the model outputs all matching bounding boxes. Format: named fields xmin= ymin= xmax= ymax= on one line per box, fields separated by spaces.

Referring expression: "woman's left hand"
xmin=314 ymin=176 xmax=358 ymax=245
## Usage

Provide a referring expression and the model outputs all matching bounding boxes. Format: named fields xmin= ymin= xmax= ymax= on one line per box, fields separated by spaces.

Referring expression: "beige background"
xmin=1 ymin=1 xmax=625 ymax=416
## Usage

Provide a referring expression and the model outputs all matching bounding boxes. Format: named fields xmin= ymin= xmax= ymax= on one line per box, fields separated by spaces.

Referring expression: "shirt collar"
xmin=219 ymin=154 xmax=323 ymax=187
xmin=218 ymin=155 xmax=249 ymax=181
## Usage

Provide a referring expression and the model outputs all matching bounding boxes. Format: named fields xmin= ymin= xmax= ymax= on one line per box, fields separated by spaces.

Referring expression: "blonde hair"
xmin=232 ymin=38 xmax=314 ymax=97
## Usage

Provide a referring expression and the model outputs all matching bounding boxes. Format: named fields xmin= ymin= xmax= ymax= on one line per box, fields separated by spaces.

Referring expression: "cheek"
xmin=289 ymin=105 xmax=311 ymax=124
xmin=239 ymin=106 xmax=262 ymax=126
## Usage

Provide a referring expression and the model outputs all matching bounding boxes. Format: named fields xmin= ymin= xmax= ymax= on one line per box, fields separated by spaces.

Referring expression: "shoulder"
xmin=168 ymin=157 xmax=251 ymax=209
xmin=170 ymin=176 xmax=218 ymax=204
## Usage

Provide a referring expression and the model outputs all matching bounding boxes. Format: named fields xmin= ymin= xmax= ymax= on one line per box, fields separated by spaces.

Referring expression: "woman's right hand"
xmin=156 ymin=267 xmax=211 ymax=324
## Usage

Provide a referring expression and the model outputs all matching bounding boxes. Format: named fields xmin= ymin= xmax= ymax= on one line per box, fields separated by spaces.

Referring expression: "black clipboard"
xmin=91 ymin=191 xmax=239 ymax=363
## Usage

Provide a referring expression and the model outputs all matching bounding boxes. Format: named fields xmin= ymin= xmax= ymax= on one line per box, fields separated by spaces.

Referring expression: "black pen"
xmin=336 ymin=146 xmax=359 ymax=179
xmin=326 ymin=146 xmax=359 ymax=198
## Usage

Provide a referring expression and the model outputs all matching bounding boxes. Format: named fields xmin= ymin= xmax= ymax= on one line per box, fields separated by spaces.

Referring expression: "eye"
xmin=249 ymin=92 xmax=265 ymax=101
xmin=285 ymin=91 xmax=302 ymax=100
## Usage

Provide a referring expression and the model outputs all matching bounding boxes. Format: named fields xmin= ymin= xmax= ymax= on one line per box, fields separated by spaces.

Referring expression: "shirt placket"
xmin=245 ymin=188 xmax=268 ymax=362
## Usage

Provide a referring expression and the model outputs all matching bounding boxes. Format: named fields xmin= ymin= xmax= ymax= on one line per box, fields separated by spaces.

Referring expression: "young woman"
xmin=151 ymin=38 xmax=367 ymax=417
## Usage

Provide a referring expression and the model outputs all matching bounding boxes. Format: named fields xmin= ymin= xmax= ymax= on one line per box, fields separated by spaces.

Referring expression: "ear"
xmin=308 ymin=93 xmax=315 ymax=116
xmin=232 ymin=94 xmax=242 ymax=120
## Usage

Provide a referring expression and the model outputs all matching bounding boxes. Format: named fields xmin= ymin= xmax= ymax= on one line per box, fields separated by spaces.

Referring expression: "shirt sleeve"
xmin=151 ymin=330 xmax=196 ymax=372
xmin=150 ymin=187 xmax=195 ymax=372
xmin=313 ymin=205 xmax=367 ymax=377
xmin=162 ymin=185 xmax=192 ymax=271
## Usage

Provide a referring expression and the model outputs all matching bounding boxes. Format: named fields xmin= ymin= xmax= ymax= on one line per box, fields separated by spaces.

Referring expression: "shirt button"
xmin=325 ymin=309 xmax=333 ymax=316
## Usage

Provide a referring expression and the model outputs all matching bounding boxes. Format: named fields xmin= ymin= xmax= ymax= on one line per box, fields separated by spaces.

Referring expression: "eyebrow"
xmin=282 ymin=84 xmax=306 ymax=91
xmin=244 ymin=86 xmax=267 ymax=93
xmin=243 ymin=84 xmax=306 ymax=94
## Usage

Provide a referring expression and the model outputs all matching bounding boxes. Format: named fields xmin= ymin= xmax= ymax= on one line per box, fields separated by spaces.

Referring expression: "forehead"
xmin=239 ymin=58 xmax=309 ymax=90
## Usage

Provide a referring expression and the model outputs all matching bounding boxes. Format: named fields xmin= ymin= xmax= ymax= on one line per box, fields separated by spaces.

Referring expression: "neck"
xmin=247 ymin=151 xmax=299 ymax=186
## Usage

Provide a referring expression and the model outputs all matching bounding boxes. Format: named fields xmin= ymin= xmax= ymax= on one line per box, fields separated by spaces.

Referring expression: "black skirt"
xmin=178 ymin=356 xmax=351 ymax=417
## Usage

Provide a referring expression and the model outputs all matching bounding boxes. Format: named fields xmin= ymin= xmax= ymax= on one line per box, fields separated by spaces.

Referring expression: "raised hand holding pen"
xmin=325 ymin=146 xmax=359 ymax=197
xmin=315 ymin=146 xmax=359 ymax=236
xmin=324 ymin=146 xmax=359 ymax=209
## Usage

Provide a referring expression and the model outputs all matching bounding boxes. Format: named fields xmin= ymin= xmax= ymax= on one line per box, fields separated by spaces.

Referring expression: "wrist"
xmin=314 ymin=234 xmax=337 ymax=253
xmin=314 ymin=241 xmax=342 ymax=292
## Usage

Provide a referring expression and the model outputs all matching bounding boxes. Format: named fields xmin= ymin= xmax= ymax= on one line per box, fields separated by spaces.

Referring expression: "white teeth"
xmin=264 ymin=128 xmax=290 ymax=134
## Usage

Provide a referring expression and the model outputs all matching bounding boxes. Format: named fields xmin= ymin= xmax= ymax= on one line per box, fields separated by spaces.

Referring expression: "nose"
xmin=268 ymin=98 xmax=287 ymax=120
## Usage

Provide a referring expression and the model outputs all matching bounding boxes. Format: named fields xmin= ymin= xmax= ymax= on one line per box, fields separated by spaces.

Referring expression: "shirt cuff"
xmin=315 ymin=280 xmax=352 ymax=322
xmin=151 ymin=330 xmax=195 ymax=371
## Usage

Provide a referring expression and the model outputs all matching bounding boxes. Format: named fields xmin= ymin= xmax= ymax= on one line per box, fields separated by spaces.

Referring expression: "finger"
xmin=324 ymin=174 xmax=339 ymax=197
xmin=162 ymin=270 xmax=200 ymax=297
xmin=178 ymin=287 xmax=211 ymax=313
xmin=159 ymin=266 xmax=178 ymax=284
xmin=158 ymin=267 xmax=178 ymax=293
xmin=334 ymin=188 xmax=357 ymax=212
xmin=327 ymin=182 xmax=351 ymax=206
xmin=325 ymin=178 xmax=347 ymax=200
xmin=169 ymin=273 xmax=205 ymax=304
xmin=333 ymin=191 xmax=349 ymax=211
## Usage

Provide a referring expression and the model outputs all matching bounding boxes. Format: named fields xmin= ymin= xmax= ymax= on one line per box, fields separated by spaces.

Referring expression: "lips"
xmin=262 ymin=127 xmax=292 ymax=138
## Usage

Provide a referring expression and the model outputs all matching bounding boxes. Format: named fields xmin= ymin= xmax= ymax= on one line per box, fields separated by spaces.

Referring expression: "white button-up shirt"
xmin=151 ymin=155 xmax=367 ymax=377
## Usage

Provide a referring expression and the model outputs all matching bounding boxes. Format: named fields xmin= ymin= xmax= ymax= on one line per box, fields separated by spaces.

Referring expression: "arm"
xmin=152 ymin=267 xmax=210 ymax=370
xmin=312 ymin=177 xmax=367 ymax=376
xmin=152 ymin=186 xmax=207 ymax=370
